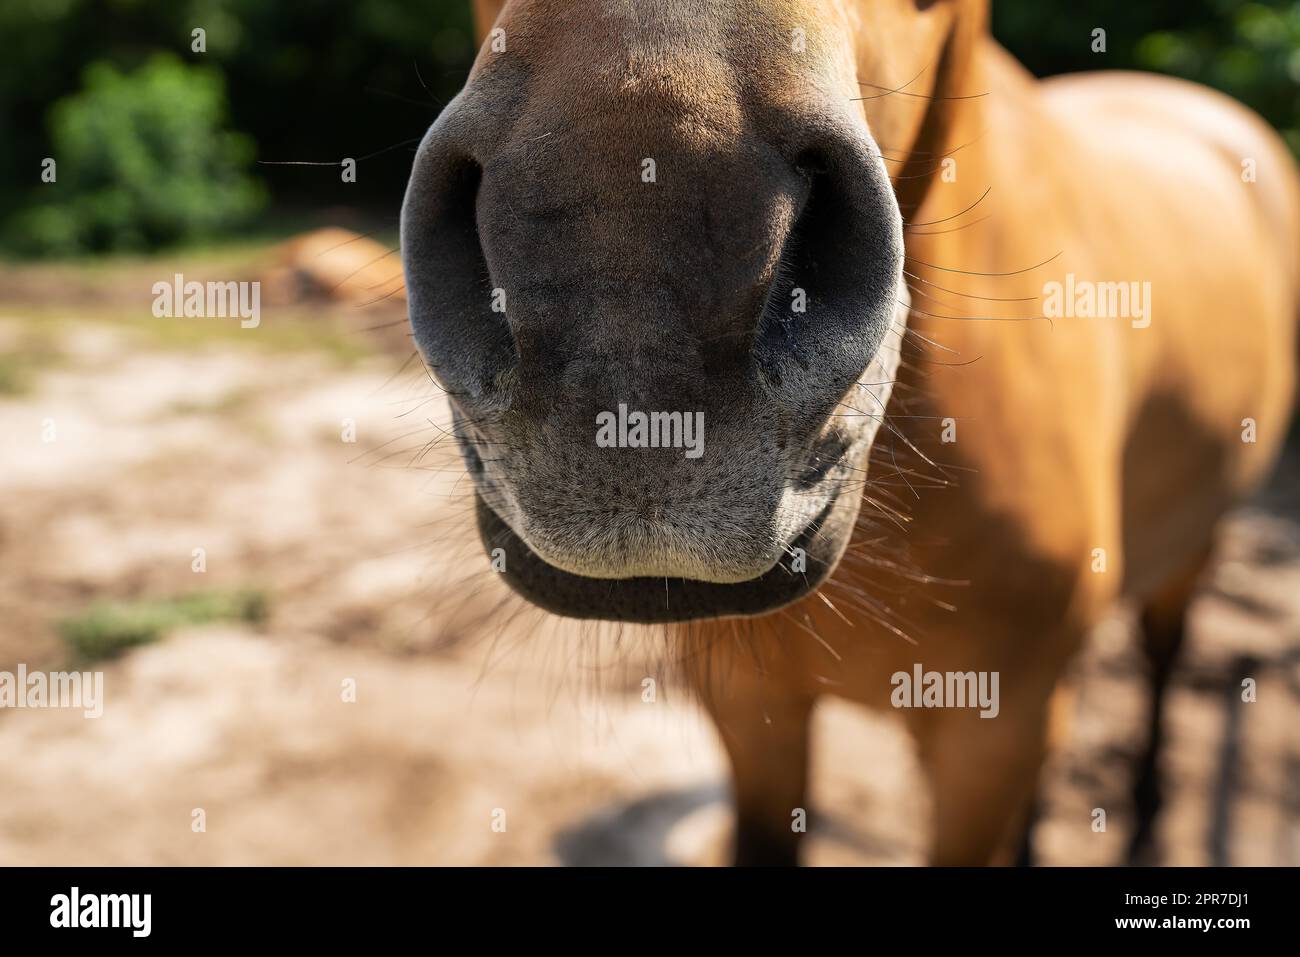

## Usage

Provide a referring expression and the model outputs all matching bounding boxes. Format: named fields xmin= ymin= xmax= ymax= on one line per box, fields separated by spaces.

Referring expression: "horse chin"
xmin=476 ymin=485 xmax=861 ymax=624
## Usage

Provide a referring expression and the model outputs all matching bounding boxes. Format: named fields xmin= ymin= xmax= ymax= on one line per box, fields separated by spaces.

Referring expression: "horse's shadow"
xmin=552 ymin=783 xmax=906 ymax=866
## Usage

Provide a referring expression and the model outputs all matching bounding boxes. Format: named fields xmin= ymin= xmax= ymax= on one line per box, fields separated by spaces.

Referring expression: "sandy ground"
xmin=0 ymin=301 xmax=1296 ymax=866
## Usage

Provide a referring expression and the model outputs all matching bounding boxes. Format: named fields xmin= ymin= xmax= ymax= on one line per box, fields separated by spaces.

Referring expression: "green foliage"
xmin=59 ymin=589 xmax=269 ymax=661
xmin=0 ymin=356 xmax=33 ymax=396
xmin=993 ymin=0 xmax=1300 ymax=154
xmin=0 ymin=0 xmax=476 ymax=258
xmin=1 ymin=1 xmax=1296 ymax=258
xmin=1135 ymin=2 xmax=1300 ymax=153
xmin=6 ymin=55 xmax=264 ymax=256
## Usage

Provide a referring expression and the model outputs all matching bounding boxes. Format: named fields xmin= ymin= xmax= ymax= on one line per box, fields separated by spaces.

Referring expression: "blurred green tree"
xmin=1 ymin=1 xmax=1296 ymax=257
xmin=6 ymin=55 xmax=264 ymax=255
xmin=0 ymin=0 xmax=476 ymax=256
xmin=1136 ymin=1 xmax=1300 ymax=153
xmin=994 ymin=0 xmax=1300 ymax=154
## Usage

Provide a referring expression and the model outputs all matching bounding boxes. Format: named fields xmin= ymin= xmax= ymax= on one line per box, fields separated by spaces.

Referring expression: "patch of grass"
xmin=0 ymin=332 xmax=65 ymax=396
xmin=130 ymin=308 xmax=374 ymax=365
xmin=0 ymin=238 xmax=388 ymax=365
xmin=4 ymin=303 xmax=375 ymax=366
xmin=0 ymin=355 xmax=30 ymax=395
xmin=0 ymin=216 xmax=397 ymax=272
xmin=59 ymin=589 xmax=269 ymax=662
xmin=162 ymin=387 xmax=257 ymax=418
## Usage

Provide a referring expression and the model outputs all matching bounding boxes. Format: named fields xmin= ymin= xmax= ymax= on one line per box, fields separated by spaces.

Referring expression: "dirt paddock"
xmin=0 ymin=277 xmax=1297 ymax=865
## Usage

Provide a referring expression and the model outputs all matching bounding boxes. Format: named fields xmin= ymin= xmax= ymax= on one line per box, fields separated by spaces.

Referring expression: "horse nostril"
xmin=401 ymin=134 xmax=517 ymax=403
xmin=753 ymin=133 xmax=903 ymax=414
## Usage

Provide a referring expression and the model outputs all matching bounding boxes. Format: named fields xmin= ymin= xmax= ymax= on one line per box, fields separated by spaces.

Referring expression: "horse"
xmin=401 ymin=0 xmax=1300 ymax=864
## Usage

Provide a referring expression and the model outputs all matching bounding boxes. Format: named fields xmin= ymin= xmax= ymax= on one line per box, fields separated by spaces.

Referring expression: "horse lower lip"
xmin=476 ymin=489 xmax=842 ymax=624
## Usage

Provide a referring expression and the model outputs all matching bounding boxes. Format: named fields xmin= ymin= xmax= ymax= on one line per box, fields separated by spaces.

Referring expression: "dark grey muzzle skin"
xmin=474 ymin=483 xmax=859 ymax=623
xmin=400 ymin=52 xmax=905 ymax=624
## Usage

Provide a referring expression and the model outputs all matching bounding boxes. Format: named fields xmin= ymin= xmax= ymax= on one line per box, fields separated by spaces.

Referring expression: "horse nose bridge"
xmin=517 ymin=332 xmax=712 ymax=415
xmin=490 ymin=169 xmax=795 ymax=368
